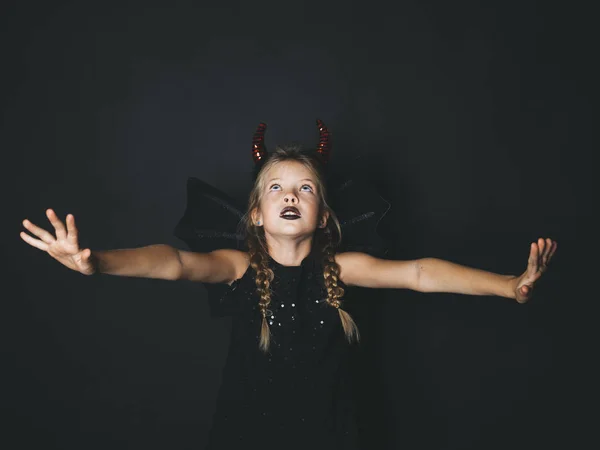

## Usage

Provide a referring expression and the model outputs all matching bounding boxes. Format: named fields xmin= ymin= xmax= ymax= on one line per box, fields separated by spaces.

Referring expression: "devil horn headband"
xmin=315 ymin=119 xmax=331 ymax=163
xmin=251 ymin=119 xmax=332 ymax=169
xmin=251 ymin=122 xmax=268 ymax=164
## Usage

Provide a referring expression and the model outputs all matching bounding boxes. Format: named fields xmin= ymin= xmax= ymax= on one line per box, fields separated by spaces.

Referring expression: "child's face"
xmin=254 ymin=160 xmax=327 ymax=240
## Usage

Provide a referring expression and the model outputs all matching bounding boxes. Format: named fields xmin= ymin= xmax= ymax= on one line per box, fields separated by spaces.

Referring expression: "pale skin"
xmin=20 ymin=161 xmax=557 ymax=303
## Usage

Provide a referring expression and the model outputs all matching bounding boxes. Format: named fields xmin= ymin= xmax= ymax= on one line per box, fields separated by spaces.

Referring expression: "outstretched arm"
xmin=20 ymin=209 xmax=243 ymax=283
xmin=93 ymin=246 xmax=245 ymax=283
xmin=336 ymin=238 xmax=557 ymax=303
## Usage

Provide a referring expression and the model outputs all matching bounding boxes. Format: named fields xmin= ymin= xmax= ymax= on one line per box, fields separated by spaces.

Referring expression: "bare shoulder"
xmin=334 ymin=251 xmax=419 ymax=289
xmin=209 ymin=249 xmax=251 ymax=284
xmin=334 ymin=252 xmax=379 ymax=287
xmin=334 ymin=251 xmax=377 ymax=268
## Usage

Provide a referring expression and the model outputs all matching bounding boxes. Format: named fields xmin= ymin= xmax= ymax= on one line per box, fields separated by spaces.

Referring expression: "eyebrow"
xmin=267 ymin=178 xmax=316 ymax=184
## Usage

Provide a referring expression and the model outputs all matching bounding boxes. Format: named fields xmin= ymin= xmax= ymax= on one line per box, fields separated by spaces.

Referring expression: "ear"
xmin=319 ymin=210 xmax=330 ymax=228
xmin=251 ymin=207 xmax=263 ymax=226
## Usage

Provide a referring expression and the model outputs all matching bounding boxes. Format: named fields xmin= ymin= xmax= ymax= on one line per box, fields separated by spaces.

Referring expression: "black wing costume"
xmin=174 ymin=120 xmax=390 ymax=257
xmin=172 ymin=120 xmax=392 ymax=450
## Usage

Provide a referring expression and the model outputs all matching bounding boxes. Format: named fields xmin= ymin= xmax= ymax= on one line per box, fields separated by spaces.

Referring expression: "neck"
xmin=265 ymin=235 xmax=314 ymax=267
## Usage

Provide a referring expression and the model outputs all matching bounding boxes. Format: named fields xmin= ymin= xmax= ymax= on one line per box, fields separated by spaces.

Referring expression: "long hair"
xmin=241 ymin=145 xmax=360 ymax=352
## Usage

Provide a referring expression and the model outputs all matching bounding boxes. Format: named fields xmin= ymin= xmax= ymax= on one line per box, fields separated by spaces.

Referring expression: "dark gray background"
xmin=3 ymin=0 xmax=593 ymax=449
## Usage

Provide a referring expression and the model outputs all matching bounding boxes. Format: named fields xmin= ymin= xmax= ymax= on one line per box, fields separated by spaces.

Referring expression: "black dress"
xmin=204 ymin=250 xmax=360 ymax=450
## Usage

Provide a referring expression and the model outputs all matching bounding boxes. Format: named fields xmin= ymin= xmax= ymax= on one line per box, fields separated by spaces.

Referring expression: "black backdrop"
xmin=2 ymin=1 xmax=593 ymax=449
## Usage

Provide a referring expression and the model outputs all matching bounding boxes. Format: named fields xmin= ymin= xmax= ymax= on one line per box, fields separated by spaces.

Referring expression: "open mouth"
xmin=280 ymin=206 xmax=301 ymax=220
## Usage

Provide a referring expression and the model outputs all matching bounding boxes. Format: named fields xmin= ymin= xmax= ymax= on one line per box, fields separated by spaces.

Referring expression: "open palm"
xmin=20 ymin=209 xmax=95 ymax=275
xmin=515 ymin=237 xmax=558 ymax=303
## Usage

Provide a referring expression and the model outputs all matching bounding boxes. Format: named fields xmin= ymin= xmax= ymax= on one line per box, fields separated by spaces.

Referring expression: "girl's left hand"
xmin=514 ymin=238 xmax=558 ymax=303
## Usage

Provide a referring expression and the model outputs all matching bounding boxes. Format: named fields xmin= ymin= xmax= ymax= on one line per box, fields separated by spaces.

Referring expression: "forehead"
xmin=264 ymin=160 xmax=315 ymax=181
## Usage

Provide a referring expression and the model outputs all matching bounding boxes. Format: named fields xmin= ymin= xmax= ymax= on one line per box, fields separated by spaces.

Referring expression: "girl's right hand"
xmin=20 ymin=209 xmax=96 ymax=275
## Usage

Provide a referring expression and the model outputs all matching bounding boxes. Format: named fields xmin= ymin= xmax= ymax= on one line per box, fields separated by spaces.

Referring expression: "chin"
xmin=268 ymin=224 xmax=317 ymax=237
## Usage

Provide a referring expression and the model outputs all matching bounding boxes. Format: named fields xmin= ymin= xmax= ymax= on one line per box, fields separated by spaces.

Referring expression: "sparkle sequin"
xmin=205 ymin=250 xmax=357 ymax=448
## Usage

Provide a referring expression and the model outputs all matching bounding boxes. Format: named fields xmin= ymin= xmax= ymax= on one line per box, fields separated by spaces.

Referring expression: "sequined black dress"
xmin=204 ymin=250 xmax=359 ymax=450
xmin=172 ymin=171 xmax=391 ymax=450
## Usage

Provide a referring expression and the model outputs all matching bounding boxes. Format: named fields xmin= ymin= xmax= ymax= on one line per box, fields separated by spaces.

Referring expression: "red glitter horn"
xmin=315 ymin=119 xmax=332 ymax=164
xmin=252 ymin=122 xmax=268 ymax=165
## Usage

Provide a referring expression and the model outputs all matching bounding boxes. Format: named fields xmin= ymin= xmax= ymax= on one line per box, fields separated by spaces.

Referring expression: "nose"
xmin=283 ymin=192 xmax=297 ymax=203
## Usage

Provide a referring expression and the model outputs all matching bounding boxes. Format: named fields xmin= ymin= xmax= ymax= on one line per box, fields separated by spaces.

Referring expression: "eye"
xmin=269 ymin=184 xmax=281 ymax=191
xmin=301 ymin=184 xmax=314 ymax=192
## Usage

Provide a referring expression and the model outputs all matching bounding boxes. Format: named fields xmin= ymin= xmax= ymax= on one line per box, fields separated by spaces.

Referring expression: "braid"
xmin=321 ymin=229 xmax=360 ymax=344
xmin=247 ymin=233 xmax=274 ymax=352
xmin=242 ymin=146 xmax=357 ymax=351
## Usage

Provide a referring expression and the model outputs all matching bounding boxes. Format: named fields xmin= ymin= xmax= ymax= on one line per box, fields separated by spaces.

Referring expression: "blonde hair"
xmin=241 ymin=145 xmax=359 ymax=352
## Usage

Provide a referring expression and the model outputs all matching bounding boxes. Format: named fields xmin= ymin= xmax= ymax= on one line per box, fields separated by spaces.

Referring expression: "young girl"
xmin=20 ymin=132 xmax=557 ymax=450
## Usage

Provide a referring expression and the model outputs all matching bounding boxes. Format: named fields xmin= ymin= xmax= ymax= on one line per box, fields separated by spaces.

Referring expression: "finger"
xmin=65 ymin=214 xmax=79 ymax=245
xmin=73 ymin=248 xmax=88 ymax=264
xmin=20 ymin=231 xmax=50 ymax=251
xmin=76 ymin=249 xmax=94 ymax=273
xmin=516 ymin=284 xmax=531 ymax=303
xmin=528 ymin=242 xmax=539 ymax=274
xmin=536 ymin=237 xmax=548 ymax=270
xmin=547 ymin=240 xmax=558 ymax=261
xmin=541 ymin=238 xmax=553 ymax=266
xmin=537 ymin=237 xmax=546 ymax=255
xmin=520 ymin=285 xmax=531 ymax=300
xmin=22 ymin=219 xmax=55 ymax=244
xmin=78 ymin=248 xmax=91 ymax=260
xmin=46 ymin=209 xmax=67 ymax=240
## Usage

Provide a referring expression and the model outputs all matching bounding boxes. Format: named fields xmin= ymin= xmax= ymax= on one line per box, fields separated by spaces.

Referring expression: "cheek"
xmin=307 ymin=204 xmax=322 ymax=222
xmin=265 ymin=204 xmax=280 ymax=220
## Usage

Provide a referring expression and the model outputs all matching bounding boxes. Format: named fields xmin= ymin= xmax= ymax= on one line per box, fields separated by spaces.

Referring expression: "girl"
xmin=20 ymin=138 xmax=557 ymax=450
